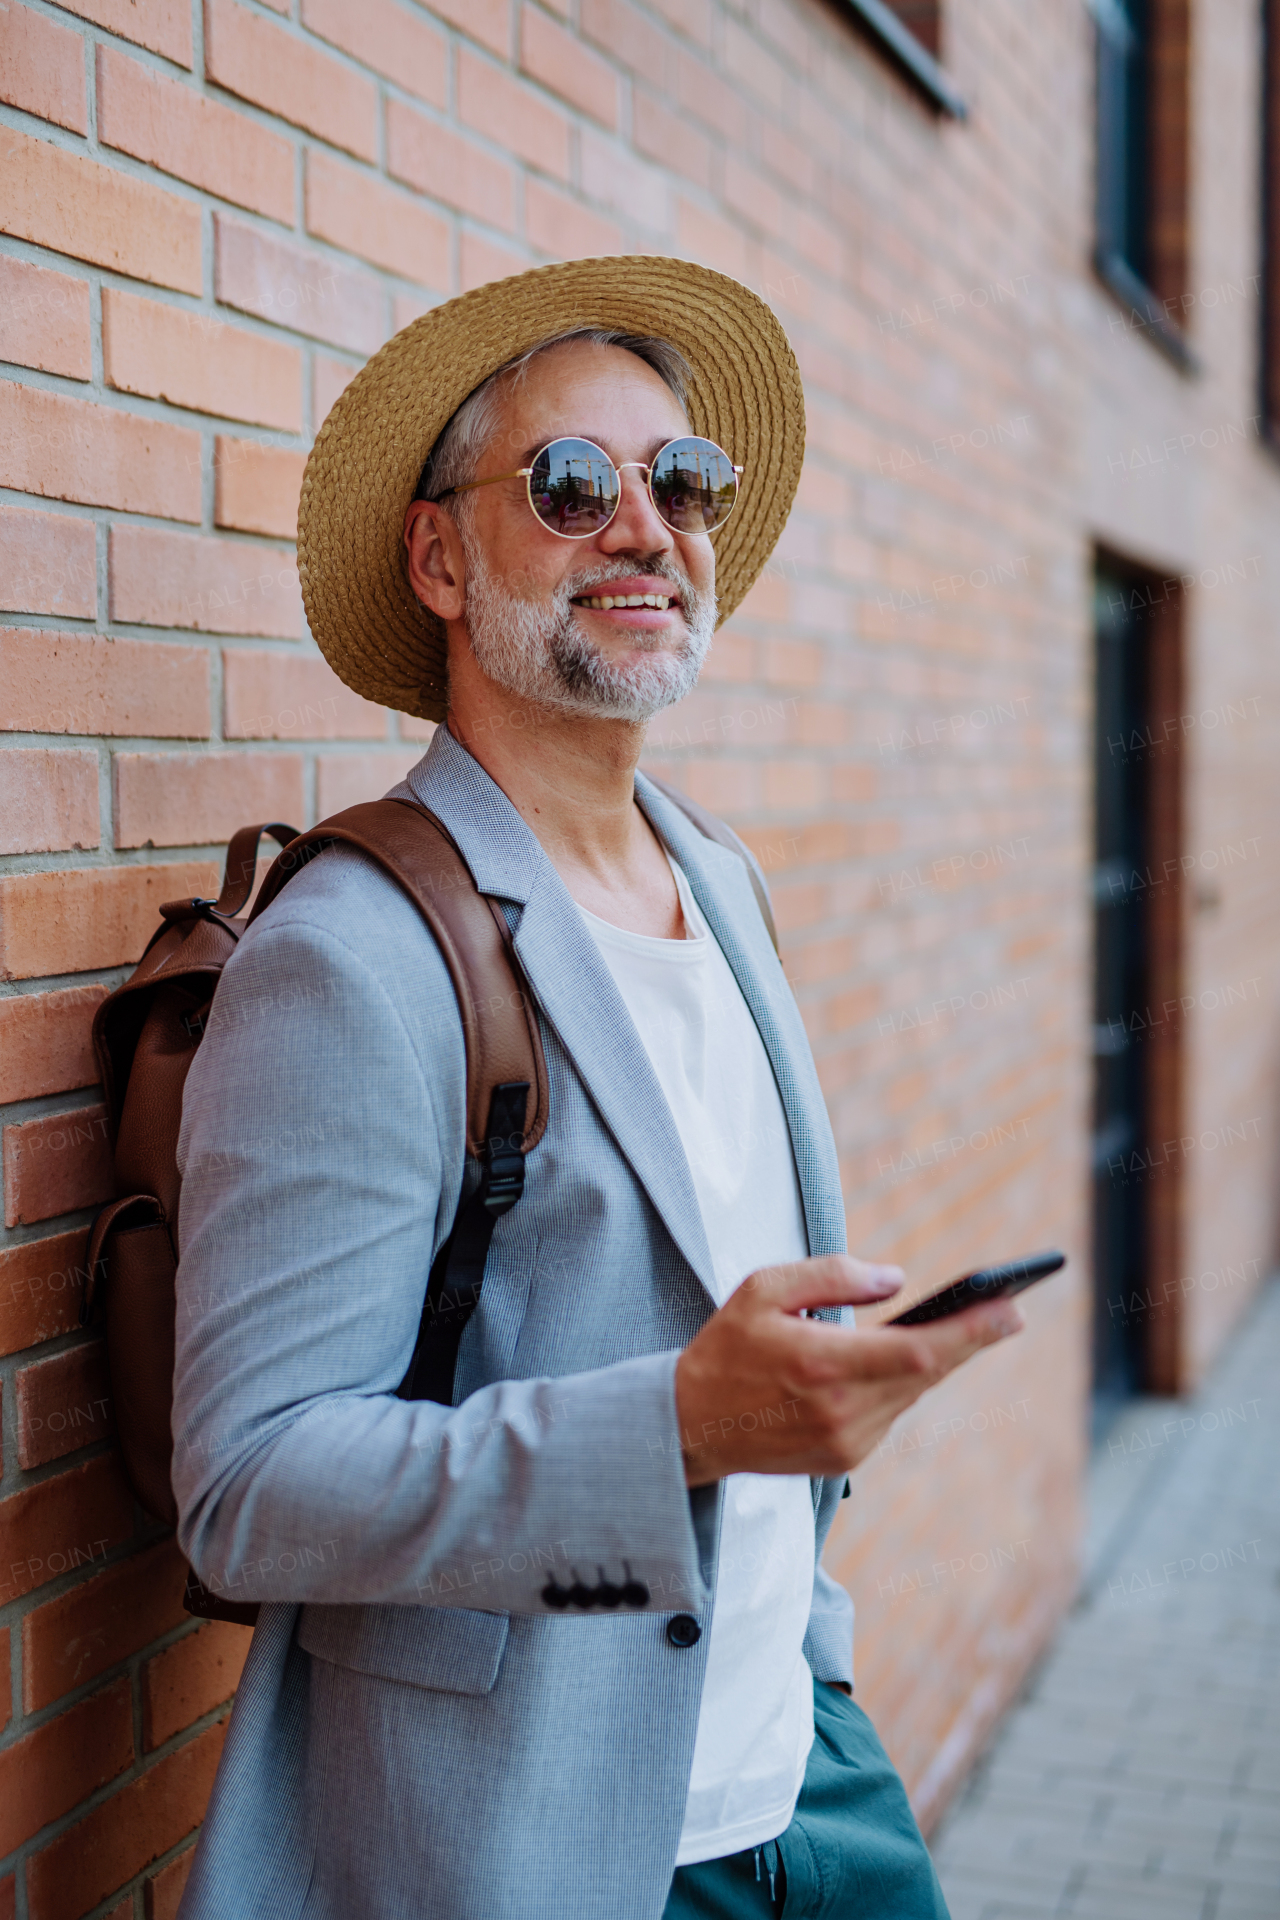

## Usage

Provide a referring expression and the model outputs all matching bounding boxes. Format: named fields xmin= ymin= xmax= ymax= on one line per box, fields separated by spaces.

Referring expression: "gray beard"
xmin=459 ymin=534 xmax=716 ymax=723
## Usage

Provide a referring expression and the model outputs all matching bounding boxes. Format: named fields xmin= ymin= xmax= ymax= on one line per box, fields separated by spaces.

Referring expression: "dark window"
xmin=1095 ymin=0 xmax=1149 ymax=280
xmin=1091 ymin=554 xmax=1186 ymax=1424
xmin=1094 ymin=0 xmax=1196 ymax=370
xmin=1262 ymin=0 xmax=1280 ymax=442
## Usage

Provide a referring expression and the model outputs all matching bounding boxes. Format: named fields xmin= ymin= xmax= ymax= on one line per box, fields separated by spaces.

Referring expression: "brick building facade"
xmin=1 ymin=0 xmax=1277 ymax=1911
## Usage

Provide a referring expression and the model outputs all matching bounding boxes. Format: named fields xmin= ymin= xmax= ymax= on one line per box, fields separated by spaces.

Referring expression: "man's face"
xmin=445 ymin=341 xmax=718 ymax=722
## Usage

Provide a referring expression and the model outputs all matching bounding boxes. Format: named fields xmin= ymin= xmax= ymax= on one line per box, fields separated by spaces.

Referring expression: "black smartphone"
xmin=886 ymin=1250 xmax=1066 ymax=1325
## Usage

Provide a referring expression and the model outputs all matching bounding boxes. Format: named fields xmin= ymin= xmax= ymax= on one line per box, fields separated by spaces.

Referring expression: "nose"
xmin=597 ymin=462 xmax=673 ymax=556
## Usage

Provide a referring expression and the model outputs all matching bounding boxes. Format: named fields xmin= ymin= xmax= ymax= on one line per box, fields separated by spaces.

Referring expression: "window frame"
xmin=838 ymin=0 xmax=968 ymax=119
xmin=1092 ymin=0 xmax=1199 ymax=375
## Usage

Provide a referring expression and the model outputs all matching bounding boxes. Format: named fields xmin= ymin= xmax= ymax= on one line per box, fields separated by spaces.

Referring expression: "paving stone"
xmin=932 ymin=1281 xmax=1280 ymax=1918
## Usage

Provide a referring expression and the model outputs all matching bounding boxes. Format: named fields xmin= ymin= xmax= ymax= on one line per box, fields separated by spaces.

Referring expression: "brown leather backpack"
xmin=84 ymin=782 xmax=773 ymax=1626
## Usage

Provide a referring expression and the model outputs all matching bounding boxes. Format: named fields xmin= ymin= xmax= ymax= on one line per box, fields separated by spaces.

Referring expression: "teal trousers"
xmin=663 ymin=1682 xmax=950 ymax=1919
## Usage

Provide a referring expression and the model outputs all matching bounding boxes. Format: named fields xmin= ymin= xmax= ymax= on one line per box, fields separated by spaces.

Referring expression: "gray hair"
xmin=414 ymin=328 xmax=692 ymax=503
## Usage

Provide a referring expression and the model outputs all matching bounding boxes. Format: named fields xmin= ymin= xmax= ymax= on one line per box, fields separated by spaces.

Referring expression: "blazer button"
xmin=666 ymin=1614 xmax=701 ymax=1648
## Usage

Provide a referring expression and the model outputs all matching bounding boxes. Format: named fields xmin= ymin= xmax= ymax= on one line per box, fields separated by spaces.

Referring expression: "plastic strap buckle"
xmin=483 ymin=1081 xmax=529 ymax=1217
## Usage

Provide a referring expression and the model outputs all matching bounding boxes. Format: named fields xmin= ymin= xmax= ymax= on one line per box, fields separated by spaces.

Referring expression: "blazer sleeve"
xmin=172 ymin=910 xmax=706 ymax=1615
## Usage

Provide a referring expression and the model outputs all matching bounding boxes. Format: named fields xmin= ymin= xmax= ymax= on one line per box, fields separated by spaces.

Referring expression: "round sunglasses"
xmin=440 ymin=435 xmax=743 ymax=540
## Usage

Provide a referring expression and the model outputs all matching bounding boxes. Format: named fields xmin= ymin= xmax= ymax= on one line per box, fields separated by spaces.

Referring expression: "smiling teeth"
xmin=577 ymin=593 xmax=671 ymax=609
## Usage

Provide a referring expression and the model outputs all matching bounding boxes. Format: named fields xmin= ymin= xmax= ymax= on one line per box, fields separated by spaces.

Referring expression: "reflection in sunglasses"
xmin=531 ymin=442 xmax=618 ymax=536
xmin=446 ymin=436 xmax=742 ymax=540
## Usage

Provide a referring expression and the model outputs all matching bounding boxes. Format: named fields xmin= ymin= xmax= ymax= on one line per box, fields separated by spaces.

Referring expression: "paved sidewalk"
xmin=929 ymin=1281 xmax=1280 ymax=1920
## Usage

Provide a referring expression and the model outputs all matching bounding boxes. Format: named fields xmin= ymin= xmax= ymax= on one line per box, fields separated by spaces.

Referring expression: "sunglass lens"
xmin=528 ymin=439 xmax=620 ymax=536
xmin=650 ymin=438 xmax=739 ymax=533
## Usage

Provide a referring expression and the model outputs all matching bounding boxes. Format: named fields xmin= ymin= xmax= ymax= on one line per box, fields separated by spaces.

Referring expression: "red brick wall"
xmin=3 ymin=0 xmax=1278 ymax=1906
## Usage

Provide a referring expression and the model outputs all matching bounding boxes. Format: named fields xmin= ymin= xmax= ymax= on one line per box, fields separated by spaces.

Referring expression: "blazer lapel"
xmin=511 ymin=866 xmax=718 ymax=1296
xmin=395 ymin=729 xmax=719 ymax=1303
xmin=636 ymin=776 xmax=848 ymax=1262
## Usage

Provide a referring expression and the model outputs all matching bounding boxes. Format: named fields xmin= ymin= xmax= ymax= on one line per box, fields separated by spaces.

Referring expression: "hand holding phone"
xmin=887 ymin=1250 xmax=1066 ymax=1326
xmin=674 ymin=1253 xmax=1028 ymax=1486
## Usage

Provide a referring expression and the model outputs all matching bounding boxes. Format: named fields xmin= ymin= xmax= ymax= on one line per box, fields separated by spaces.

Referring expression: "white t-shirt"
xmin=577 ymin=856 xmax=815 ymax=1866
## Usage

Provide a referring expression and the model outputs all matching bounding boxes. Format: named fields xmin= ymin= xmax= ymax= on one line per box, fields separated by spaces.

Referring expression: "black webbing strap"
xmin=398 ymin=1081 xmax=530 ymax=1406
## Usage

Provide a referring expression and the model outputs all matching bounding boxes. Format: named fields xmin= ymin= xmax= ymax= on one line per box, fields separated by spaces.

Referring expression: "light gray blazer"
xmin=173 ymin=725 xmax=852 ymax=1920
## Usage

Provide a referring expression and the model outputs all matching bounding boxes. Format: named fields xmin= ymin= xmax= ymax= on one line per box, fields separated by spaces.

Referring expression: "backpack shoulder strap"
xmin=249 ymin=796 xmax=548 ymax=1158
xmin=643 ymin=774 xmax=780 ymax=954
xmin=248 ymin=795 xmax=549 ymax=1408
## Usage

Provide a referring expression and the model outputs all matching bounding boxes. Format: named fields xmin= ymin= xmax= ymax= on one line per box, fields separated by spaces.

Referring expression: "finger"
xmin=881 ymin=1297 xmax=1025 ymax=1379
xmin=739 ymin=1255 xmax=905 ymax=1314
xmin=912 ymin=1296 xmax=1025 ymax=1361
xmin=793 ymin=1296 xmax=1022 ymax=1384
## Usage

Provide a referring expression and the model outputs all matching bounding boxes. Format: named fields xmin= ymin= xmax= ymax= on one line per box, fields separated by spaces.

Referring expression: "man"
xmin=174 ymin=258 xmax=1020 ymax=1920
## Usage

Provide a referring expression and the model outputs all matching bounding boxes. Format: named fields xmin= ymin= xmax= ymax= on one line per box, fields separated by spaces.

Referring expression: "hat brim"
xmin=297 ymin=255 xmax=806 ymax=723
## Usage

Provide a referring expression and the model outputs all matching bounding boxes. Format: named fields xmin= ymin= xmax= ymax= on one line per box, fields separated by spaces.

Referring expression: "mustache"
xmin=557 ymin=556 xmax=695 ymax=611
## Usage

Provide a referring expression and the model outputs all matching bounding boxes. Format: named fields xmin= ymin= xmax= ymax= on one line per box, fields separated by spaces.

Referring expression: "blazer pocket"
xmin=297 ymin=1603 xmax=510 ymax=1695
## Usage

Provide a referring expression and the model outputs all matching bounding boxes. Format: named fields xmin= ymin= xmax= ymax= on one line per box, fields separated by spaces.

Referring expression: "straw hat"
xmin=297 ymin=255 xmax=805 ymax=722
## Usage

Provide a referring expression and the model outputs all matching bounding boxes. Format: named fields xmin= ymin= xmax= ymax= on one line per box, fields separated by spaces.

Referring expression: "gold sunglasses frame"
xmin=439 ymin=435 xmax=744 ymax=541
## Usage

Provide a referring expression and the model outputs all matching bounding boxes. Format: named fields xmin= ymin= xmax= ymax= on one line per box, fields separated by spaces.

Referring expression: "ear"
xmin=404 ymin=499 xmax=466 ymax=624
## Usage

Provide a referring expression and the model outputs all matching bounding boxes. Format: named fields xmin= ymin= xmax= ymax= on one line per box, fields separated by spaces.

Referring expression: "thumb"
xmin=741 ymin=1254 xmax=904 ymax=1315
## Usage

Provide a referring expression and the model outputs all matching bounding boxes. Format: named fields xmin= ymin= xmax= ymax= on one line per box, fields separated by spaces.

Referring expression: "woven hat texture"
xmin=297 ymin=254 xmax=806 ymax=722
